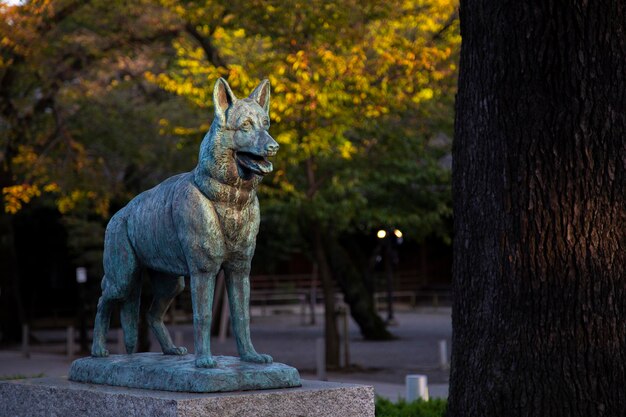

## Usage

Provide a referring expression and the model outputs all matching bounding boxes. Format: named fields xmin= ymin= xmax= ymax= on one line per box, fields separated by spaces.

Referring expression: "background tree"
xmin=449 ymin=1 xmax=626 ymax=416
xmin=0 ymin=0 xmax=194 ymax=341
xmin=152 ymin=0 xmax=459 ymax=367
xmin=0 ymin=1 xmax=460 ymax=369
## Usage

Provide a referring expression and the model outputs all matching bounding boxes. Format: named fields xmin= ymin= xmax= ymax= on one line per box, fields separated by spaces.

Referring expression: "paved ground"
xmin=0 ymin=308 xmax=451 ymax=401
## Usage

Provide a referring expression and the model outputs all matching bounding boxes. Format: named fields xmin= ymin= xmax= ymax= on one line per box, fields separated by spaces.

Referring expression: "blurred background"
xmin=0 ymin=0 xmax=459 ymax=400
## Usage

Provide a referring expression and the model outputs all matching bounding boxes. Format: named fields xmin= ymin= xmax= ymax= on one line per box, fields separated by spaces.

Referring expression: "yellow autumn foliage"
xmin=0 ymin=0 xmax=458 ymax=221
xmin=3 ymin=184 xmax=41 ymax=214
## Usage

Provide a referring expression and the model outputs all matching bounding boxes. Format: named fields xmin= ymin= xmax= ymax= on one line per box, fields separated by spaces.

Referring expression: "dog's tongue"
xmin=236 ymin=152 xmax=273 ymax=176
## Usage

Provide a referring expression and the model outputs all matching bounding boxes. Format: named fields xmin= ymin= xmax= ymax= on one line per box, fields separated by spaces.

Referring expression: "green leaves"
xmin=1 ymin=0 xmax=458 ymax=260
xmin=149 ymin=0 xmax=459 ymax=247
xmin=375 ymin=397 xmax=447 ymax=417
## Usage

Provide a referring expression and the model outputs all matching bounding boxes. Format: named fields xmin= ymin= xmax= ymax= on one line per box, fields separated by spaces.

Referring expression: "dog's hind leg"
xmin=91 ymin=279 xmax=116 ymax=357
xmin=148 ymin=273 xmax=187 ymax=355
xmin=92 ymin=214 xmax=141 ymax=357
xmin=120 ymin=279 xmax=141 ymax=354
xmin=92 ymin=272 xmax=140 ymax=357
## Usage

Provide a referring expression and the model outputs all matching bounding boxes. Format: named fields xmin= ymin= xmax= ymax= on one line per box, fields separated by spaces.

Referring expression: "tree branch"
xmin=431 ymin=10 xmax=458 ymax=43
xmin=37 ymin=0 xmax=92 ymax=34
xmin=184 ymin=22 xmax=228 ymax=68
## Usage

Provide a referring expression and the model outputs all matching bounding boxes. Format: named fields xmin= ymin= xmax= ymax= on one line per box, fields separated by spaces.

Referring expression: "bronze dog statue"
xmin=91 ymin=78 xmax=278 ymax=368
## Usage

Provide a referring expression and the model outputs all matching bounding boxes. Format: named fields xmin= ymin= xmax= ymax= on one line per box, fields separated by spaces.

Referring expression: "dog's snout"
xmin=259 ymin=130 xmax=279 ymax=156
xmin=266 ymin=142 xmax=279 ymax=155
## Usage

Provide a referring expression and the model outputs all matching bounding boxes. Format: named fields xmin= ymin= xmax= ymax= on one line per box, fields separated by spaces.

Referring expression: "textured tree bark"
xmin=449 ymin=2 xmax=626 ymax=416
xmin=312 ymin=225 xmax=340 ymax=369
xmin=325 ymin=237 xmax=393 ymax=340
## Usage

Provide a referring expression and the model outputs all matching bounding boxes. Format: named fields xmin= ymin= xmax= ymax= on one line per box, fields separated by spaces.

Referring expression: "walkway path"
xmin=0 ymin=309 xmax=452 ymax=400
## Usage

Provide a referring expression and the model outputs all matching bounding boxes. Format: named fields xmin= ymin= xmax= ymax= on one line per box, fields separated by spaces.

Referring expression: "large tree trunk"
xmin=325 ymin=237 xmax=393 ymax=340
xmin=449 ymin=2 xmax=626 ymax=416
xmin=312 ymin=225 xmax=340 ymax=369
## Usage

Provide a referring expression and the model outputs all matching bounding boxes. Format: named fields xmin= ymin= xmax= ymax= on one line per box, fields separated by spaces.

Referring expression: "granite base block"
xmin=69 ymin=353 xmax=301 ymax=393
xmin=0 ymin=377 xmax=375 ymax=417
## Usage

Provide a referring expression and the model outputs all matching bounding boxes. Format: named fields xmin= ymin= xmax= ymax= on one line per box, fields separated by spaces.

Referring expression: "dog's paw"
xmin=164 ymin=346 xmax=188 ymax=356
xmin=195 ymin=355 xmax=217 ymax=368
xmin=241 ymin=352 xmax=273 ymax=364
xmin=91 ymin=346 xmax=109 ymax=357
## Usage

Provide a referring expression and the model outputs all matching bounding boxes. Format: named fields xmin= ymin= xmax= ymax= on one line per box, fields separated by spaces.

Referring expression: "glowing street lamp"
xmin=375 ymin=228 xmax=401 ymax=325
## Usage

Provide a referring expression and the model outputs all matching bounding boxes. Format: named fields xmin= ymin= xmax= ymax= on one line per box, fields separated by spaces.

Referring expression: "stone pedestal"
xmin=69 ymin=353 xmax=301 ymax=393
xmin=0 ymin=377 xmax=375 ymax=417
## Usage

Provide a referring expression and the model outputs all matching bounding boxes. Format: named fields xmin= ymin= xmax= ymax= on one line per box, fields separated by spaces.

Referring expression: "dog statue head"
xmin=196 ymin=78 xmax=279 ymax=189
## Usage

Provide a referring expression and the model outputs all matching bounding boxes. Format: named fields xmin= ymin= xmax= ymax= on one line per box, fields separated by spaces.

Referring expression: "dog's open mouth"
xmin=235 ymin=151 xmax=273 ymax=176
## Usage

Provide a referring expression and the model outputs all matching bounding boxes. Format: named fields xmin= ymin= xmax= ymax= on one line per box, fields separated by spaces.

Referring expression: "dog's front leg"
xmin=190 ymin=268 xmax=219 ymax=368
xmin=224 ymin=261 xmax=273 ymax=364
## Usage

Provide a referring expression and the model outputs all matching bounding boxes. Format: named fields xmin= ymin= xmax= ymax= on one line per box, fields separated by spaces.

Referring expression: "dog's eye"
xmin=263 ymin=119 xmax=270 ymax=127
xmin=241 ymin=120 xmax=253 ymax=130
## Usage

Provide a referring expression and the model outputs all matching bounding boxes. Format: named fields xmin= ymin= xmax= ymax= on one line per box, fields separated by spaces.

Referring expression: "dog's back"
xmin=108 ymin=172 xmax=195 ymax=277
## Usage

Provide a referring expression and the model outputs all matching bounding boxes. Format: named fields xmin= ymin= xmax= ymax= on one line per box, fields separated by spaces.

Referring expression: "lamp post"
xmin=377 ymin=228 xmax=402 ymax=325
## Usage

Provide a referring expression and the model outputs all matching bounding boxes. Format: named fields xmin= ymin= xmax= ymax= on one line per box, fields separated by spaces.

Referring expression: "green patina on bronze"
xmin=69 ymin=353 xmax=300 ymax=393
xmin=69 ymin=78 xmax=301 ymax=392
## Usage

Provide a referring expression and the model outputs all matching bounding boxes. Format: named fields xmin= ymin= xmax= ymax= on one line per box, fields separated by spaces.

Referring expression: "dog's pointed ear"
xmin=213 ymin=78 xmax=236 ymax=124
xmin=249 ymin=79 xmax=270 ymax=115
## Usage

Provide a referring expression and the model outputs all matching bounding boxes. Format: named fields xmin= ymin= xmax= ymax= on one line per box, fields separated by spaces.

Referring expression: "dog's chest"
xmin=214 ymin=203 xmax=256 ymax=248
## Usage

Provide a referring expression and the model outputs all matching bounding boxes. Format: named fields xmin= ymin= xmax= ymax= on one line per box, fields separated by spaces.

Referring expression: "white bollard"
xmin=406 ymin=374 xmax=429 ymax=402
xmin=316 ymin=337 xmax=326 ymax=381
xmin=439 ymin=339 xmax=449 ymax=370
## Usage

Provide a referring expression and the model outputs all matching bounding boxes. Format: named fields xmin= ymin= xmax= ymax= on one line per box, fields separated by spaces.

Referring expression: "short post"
xmin=315 ymin=337 xmax=326 ymax=380
xmin=75 ymin=267 xmax=89 ymax=352
xmin=406 ymin=374 xmax=429 ymax=402
xmin=117 ymin=328 xmax=125 ymax=354
xmin=439 ymin=339 xmax=449 ymax=370
xmin=21 ymin=324 xmax=30 ymax=358
xmin=299 ymin=294 xmax=306 ymax=325
xmin=341 ymin=305 xmax=350 ymax=369
xmin=384 ymin=234 xmax=396 ymax=324
xmin=66 ymin=326 xmax=75 ymax=358
xmin=309 ymin=267 xmax=317 ymax=325
xmin=337 ymin=307 xmax=345 ymax=368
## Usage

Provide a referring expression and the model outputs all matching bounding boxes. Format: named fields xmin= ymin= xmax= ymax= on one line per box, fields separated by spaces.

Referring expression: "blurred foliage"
xmin=150 ymin=0 xmax=459 ymax=259
xmin=375 ymin=397 xmax=447 ymax=417
xmin=0 ymin=0 xmax=458 ymax=263
xmin=0 ymin=0 xmax=199 ymax=265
